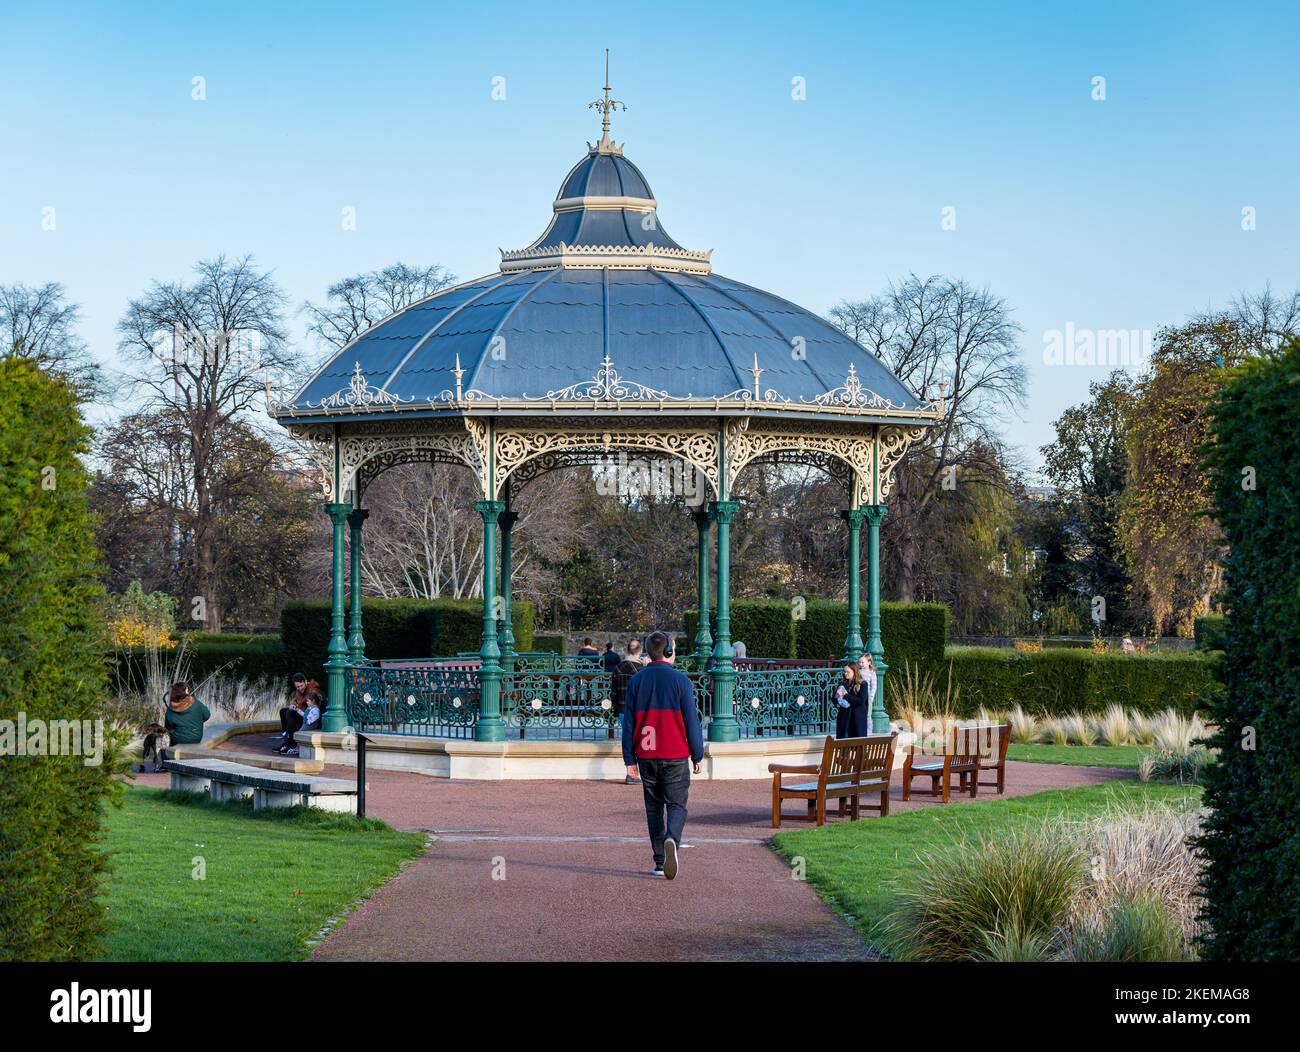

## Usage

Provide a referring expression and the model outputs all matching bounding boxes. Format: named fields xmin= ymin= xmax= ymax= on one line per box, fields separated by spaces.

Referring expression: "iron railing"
xmin=344 ymin=657 xmax=841 ymax=742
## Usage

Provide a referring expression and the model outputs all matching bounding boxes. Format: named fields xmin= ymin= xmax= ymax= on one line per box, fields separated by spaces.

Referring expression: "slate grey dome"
xmin=282 ymin=133 xmax=933 ymax=424
xmin=558 ymin=150 xmax=654 ymax=202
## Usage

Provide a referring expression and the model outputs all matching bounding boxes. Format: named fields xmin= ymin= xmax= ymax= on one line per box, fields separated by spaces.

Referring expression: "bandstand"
xmin=270 ymin=77 xmax=939 ymax=777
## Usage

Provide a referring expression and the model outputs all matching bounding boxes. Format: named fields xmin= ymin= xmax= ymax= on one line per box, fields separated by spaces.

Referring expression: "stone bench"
xmin=163 ymin=758 xmax=358 ymax=814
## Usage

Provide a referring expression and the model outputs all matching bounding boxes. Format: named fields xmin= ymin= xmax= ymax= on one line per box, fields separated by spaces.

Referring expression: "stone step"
xmin=168 ymin=744 xmax=325 ymax=775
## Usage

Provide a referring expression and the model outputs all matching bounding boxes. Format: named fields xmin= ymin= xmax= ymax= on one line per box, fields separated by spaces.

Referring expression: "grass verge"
xmin=1007 ymin=743 xmax=1145 ymax=767
xmin=771 ymin=780 xmax=1201 ymax=958
xmin=98 ymin=784 xmax=427 ymax=961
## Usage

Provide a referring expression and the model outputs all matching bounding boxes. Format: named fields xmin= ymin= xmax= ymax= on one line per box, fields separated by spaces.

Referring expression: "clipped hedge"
xmin=1193 ymin=614 xmax=1228 ymax=651
xmin=684 ymin=599 xmax=796 ymax=659
xmin=113 ymin=633 xmax=287 ymax=690
xmin=0 ymin=358 xmax=117 ymax=961
xmin=281 ymin=598 xmax=535 ymax=679
xmin=939 ymin=647 xmax=1223 ymax=718
xmin=1198 ymin=340 xmax=1300 ymax=961
xmin=531 ymin=633 xmax=566 ymax=656
xmin=794 ymin=600 xmax=949 ymax=670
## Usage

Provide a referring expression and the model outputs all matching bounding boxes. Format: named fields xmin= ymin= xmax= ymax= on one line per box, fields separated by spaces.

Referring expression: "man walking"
xmin=621 ymin=631 xmax=703 ymax=879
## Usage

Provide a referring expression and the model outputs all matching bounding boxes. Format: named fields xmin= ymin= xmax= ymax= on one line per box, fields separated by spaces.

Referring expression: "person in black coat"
xmin=834 ymin=664 xmax=870 ymax=738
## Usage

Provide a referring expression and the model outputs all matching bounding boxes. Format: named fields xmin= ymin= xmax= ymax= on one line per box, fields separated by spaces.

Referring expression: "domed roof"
xmin=287 ymin=265 xmax=927 ymax=417
xmin=280 ymin=106 xmax=935 ymax=424
xmin=558 ymin=151 xmax=653 ymax=201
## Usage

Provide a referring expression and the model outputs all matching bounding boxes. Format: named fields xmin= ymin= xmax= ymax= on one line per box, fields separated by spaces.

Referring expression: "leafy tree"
xmin=1118 ymin=320 xmax=1249 ymax=634
xmin=1197 ymin=338 xmax=1300 ymax=961
xmin=0 ymin=356 xmax=121 ymax=960
xmin=90 ymin=412 xmax=316 ymax=627
xmin=1040 ymin=371 xmax=1135 ymax=628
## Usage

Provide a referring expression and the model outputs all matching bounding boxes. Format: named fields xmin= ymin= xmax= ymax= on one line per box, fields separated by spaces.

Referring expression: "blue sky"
xmin=3 ymin=0 xmax=1296 ymax=471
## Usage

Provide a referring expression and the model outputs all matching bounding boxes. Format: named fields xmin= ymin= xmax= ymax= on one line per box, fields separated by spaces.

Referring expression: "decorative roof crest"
xmin=587 ymin=49 xmax=625 ymax=155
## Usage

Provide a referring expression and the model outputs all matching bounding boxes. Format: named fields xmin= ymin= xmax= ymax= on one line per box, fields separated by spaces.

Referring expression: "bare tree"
xmin=1206 ymin=284 xmax=1300 ymax=356
xmin=0 ymin=281 xmax=99 ymax=394
xmin=116 ymin=256 xmax=291 ymax=631
xmin=301 ymin=262 xmax=456 ymax=355
xmin=830 ymin=275 xmax=1027 ymax=601
xmin=358 ymin=462 xmax=586 ymax=605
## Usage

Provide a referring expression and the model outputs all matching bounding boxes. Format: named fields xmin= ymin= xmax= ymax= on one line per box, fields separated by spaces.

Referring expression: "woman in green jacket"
xmin=163 ymin=681 xmax=210 ymax=746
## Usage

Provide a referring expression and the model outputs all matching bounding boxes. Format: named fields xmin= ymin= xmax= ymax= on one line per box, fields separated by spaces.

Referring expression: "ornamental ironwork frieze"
xmin=490 ymin=421 xmax=721 ymax=500
xmin=877 ymin=423 xmax=931 ymax=500
xmin=724 ymin=418 xmax=876 ymax=507
xmin=323 ymin=420 xmax=488 ymax=500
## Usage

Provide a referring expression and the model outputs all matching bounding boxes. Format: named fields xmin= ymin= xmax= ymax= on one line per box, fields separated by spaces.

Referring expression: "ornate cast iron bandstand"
xmin=270 ymin=77 xmax=938 ymax=748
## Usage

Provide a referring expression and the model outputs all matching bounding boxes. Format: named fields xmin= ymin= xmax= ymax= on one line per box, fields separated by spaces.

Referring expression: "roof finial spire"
xmin=588 ymin=48 xmax=626 ymax=154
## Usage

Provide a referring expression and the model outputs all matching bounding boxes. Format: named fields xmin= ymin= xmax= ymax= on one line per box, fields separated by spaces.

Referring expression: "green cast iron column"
xmin=691 ymin=507 xmax=713 ymax=668
xmin=347 ymin=507 xmax=369 ymax=662
xmin=841 ymin=506 xmax=866 ymax=662
xmin=709 ymin=499 xmax=740 ymax=742
xmin=474 ymin=498 xmax=506 ymax=742
xmin=498 ymin=507 xmax=518 ymax=674
xmin=865 ymin=503 xmax=889 ymax=732
xmin=323 ymin=502 xmax=351 ymax=732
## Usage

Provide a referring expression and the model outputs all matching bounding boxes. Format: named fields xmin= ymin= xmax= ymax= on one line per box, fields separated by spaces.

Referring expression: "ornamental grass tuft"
xmin=883 ymin=827 xmax=1084 ymax=961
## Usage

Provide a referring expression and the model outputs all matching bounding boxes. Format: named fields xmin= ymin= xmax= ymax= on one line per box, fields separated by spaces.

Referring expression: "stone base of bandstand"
xmin=294 ymin=729 xmax=915 ymax=780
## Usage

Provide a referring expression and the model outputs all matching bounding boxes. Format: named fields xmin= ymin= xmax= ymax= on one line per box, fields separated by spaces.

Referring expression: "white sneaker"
xmin=663 ymin=839 xmax=679 ymax=881
xmin=651 ymin=865 xmax=665 ymax=877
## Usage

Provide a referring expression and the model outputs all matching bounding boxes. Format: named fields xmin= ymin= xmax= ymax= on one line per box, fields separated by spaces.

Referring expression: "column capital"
xmin=323 ymin=501 xmax=352 ymax=523
xmin=691 ymin=507 xmax=714 ymax=529
xmin=840 ymin=507 xmax=869 ymax=529
xmin=474 ymin=498 xmax=506 ymax=521
xmin=498 ymin=509 xmax=520 ymax=531
xmin=347 ymin=507 xmax=370 ymax=528
xmin=864 ymin=503 xmax=888 ymax=526
xmin=708 ymin=499 xmax=740 ymax=524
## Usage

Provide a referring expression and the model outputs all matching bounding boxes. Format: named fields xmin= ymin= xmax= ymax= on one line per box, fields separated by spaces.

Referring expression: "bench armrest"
xmin=768 ymin=763 xmax=819 ymax=775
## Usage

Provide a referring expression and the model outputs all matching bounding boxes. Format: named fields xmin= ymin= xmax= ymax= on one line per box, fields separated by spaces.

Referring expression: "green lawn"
xmin=1007 ymin=742 xmax=1145 ymax=767
xmin=99 ymin=785 xmax=427 ymax=961
xmin=772 ymin=781 xmax=1201 ymax=956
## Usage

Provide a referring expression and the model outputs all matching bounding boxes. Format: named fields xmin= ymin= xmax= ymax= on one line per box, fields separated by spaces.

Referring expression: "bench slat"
xmin=163 ymin=759 xmax=356 ymax=795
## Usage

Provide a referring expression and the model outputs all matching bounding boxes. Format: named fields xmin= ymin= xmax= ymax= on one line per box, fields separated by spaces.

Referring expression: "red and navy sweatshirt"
xmin=621 ymin=660 xmax=705 ymax=766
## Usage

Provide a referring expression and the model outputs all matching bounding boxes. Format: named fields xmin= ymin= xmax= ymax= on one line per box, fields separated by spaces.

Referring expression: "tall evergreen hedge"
xmin=685 ymin=599 xmax=948 ymax=669
xmin=0 ymin=358 xmax=119 ymax=960
xmin=281 ymin=598 xmax=535 ymax=679
xmin=1198 ymin=341 xmax=1300 ymax=961
xmin=943 ymin=646 xmax=1221 ymax=718
xmin=683 ymin=599 xmax=796 ymax=659
xmin=1193 ymin=614 xmax=1228 ymax=651
xmin=794 ymin=600 xmax=949 ymax=669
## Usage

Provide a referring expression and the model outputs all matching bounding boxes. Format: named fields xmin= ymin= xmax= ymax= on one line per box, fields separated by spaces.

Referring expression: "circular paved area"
xmin=138 ymin=737 xmax=1132 ymax=961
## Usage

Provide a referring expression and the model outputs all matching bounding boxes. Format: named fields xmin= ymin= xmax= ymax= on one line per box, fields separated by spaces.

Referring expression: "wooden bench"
xmin=163 ymin=758 xmax=358 ymax=813
xmin=902 ymin=722 xmax=1009 ymax=803
xmin=967 ymin=721 xmax=1011 ymax=795
xmin=769 ymin=733 xmax=896 ymax=828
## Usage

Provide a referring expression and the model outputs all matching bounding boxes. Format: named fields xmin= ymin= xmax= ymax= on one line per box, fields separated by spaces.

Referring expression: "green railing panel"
xmin=733 ymin=666 xmax=840 ymax=738
xmin=345 ymin=659 xmax=841 ymax=742
xmin=346 ymin=661 xmax=480 ymax=739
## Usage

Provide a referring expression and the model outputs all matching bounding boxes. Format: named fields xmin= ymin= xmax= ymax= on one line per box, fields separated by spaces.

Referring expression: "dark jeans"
xmin=279 ymin=707 xmax=304 ymax=746
xmin=637 ymin=758 xmax=691 ymax=865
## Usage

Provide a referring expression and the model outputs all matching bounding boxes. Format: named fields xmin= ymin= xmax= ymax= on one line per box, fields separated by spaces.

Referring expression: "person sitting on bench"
xmin=138 ymin=681 xmax=211 ymax=771
xmin=278 ymin=680 xmax=323 ymax=756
